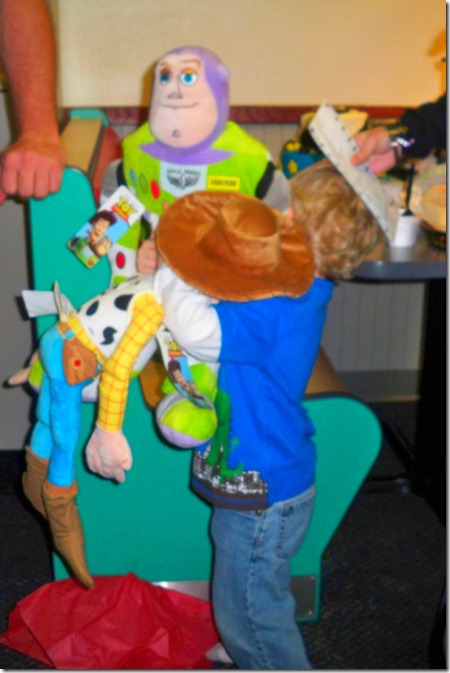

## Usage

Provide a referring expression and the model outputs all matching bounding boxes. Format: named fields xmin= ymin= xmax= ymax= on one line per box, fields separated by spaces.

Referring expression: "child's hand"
xmin=137 ymin=238 xmax=158 ymax=274
xmin=137 ymin=200 xmax=174 ymax=274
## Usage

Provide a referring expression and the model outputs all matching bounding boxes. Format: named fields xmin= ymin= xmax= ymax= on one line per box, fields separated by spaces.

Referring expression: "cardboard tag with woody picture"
xmin=67 ymin=186 xmax=145 ymax=268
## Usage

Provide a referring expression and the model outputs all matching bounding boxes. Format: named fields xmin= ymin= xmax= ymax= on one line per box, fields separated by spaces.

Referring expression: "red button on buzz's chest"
xmin=151 ymin=180 xmax=160 ymax=199
xmin=116 ymin=251 xmax=126 ymax=269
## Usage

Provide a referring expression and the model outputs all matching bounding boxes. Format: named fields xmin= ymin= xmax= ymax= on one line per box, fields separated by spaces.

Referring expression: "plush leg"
xmin=42 ymin=480 xmax=94 ymax=588
xmin=22 ymin=445 xmax=49 ymax=519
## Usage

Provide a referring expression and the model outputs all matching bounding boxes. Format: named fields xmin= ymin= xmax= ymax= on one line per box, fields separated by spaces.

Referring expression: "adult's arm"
xmin=400 ymin=93 xmax=446 ymax=158
xmin=352 ymin=93 xmax=446 ymax=173
xmin=0 ymin=0 xmax=66 ymax=202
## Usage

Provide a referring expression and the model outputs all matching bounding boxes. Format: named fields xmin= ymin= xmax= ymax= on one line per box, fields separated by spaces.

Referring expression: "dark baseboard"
xmin=339 ymin=369 xmax=420 ymax=402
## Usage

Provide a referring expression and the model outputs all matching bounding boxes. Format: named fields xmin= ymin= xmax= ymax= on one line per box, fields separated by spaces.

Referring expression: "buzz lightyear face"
xmin=150 ymin=51 xmax=220 ymax=149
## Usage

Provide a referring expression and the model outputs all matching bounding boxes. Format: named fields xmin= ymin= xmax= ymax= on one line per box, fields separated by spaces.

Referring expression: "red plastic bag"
xmin=0 ymin=573 xmax=219 ymax=669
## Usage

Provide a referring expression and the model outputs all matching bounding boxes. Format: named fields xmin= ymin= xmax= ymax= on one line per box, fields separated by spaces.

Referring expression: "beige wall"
xmin=53 ymin=0 xmax=446 ymax=108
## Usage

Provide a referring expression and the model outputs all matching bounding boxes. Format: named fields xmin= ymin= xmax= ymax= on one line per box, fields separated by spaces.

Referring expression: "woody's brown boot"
xmin=42 ymin=480 xmax=94 ymax=588
xmin=22 ymin=445 xmax=49 ymax=519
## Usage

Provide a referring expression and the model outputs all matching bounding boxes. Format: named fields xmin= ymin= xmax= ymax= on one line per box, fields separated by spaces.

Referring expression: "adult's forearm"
xmin=0 ymin=0 xmax=59 ymax=139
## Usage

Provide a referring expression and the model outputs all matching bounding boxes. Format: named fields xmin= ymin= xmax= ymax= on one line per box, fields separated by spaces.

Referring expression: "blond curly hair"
xmin=289 ymin=160 xmax=382 ymax=279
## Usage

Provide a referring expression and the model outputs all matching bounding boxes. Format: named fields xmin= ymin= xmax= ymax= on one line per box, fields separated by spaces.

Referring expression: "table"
xmin=356 ymin=228 xmax=446 ymax=281
xmin=354 ymin=229 xmax=446 ymax=522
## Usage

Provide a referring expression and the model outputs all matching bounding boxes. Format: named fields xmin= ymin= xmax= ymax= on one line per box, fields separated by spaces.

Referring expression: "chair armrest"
xmin=305 ymin=348 xmax=347 ymax=396
xmin=60 ymin=117 xmax=104 ymax=175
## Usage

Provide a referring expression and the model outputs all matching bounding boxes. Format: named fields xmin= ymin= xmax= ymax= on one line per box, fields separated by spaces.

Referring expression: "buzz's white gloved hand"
xmin=86 ymin=425 xmax=133 ymax=483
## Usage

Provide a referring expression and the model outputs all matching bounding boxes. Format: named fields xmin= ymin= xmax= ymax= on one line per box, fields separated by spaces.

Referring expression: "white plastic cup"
xmin=391 ymin=213 xmax=420 ymax=248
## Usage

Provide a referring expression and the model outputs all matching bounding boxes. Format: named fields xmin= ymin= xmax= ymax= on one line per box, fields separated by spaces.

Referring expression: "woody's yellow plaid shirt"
xmin=68 ymin=293 xmax=164 ymax=432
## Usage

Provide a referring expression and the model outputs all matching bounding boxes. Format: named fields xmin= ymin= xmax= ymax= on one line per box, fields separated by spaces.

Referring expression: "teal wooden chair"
xmin=28 ymin=116 xmax=382 ymax=620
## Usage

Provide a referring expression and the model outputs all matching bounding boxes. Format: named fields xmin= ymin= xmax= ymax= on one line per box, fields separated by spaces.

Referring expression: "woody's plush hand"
xmin=86 ymin=425 xmax=132 ymax=483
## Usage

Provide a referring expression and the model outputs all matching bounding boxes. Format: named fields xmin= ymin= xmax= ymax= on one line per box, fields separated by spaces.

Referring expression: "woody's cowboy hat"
xmin=156 ymin=191 xmax=314 ymax=301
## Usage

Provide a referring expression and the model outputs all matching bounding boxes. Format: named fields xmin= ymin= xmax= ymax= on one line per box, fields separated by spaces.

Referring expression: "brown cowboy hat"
xmin=156 ymin=191 xmax=315 ymax=301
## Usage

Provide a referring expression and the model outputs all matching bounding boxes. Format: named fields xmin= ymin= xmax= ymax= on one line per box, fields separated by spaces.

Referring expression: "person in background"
xmin=351 ymin=93 xmax=446 ymax=174
xmin=0 ymin=0 xmax=66 ymax=203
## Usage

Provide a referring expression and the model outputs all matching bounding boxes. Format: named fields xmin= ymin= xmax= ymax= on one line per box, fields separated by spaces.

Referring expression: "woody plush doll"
xmin=21 ymin=277 xmax=164 ymax=587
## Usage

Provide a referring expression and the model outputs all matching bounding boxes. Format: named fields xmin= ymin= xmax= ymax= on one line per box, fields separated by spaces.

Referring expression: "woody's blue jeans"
xmin=30 ymin=324 xmax=92 ymax=486
xmin=210 ymin=485 xmax=315 ymax=669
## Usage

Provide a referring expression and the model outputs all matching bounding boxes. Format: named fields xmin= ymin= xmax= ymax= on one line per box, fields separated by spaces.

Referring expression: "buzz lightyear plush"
xmin=122 ymin=45 xmax=289 ymax=214
xmin=101 ymin=45 xmax=290 ymax=285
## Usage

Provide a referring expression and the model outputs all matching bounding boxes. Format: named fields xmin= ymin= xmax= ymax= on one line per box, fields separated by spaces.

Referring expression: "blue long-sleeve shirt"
xmin=156 ymin=266 xmax=334 ymax=509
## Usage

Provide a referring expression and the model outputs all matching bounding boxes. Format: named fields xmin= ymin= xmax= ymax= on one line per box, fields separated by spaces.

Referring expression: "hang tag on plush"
xmin=22 ymin=285 xmax=75 ymax=318
xmin=53 ymin=281 xmax=75 ymax=322
xmin=67 ymin=186 xmax=145 ymax=268
xmin=156 ymin=326 xmax=214 ymax=409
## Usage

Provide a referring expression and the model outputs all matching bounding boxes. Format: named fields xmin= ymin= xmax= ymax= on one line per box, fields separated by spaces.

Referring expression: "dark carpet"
xmin=0 ymin=402 xmax=446 ymax=670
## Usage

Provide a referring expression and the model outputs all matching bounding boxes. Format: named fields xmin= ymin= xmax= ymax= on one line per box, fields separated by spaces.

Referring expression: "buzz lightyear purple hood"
xmin=141 ymin=46 xmax=232 ymax=165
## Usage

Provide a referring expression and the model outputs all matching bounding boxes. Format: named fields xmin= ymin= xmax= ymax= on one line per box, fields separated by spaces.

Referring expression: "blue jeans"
xmin=210 ymin=485 xmax=315 ymax=669
xmin=30 ymin=324 xmax=92 ymax=486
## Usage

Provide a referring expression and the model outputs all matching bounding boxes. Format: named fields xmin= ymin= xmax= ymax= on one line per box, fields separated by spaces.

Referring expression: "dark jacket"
xmin=401 ymin=93 xmax=446 ymax=157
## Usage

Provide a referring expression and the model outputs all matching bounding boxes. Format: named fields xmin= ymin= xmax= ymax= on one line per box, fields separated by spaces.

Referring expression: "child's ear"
xmin=286 ymin=206 xmax=294 ymax=219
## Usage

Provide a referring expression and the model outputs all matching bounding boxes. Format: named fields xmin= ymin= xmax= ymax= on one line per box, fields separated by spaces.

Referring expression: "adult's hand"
xmin=351 ymin=126 xmax=397 ymax=175
xmin=0 ymin=132 xmax=66 ymax=203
